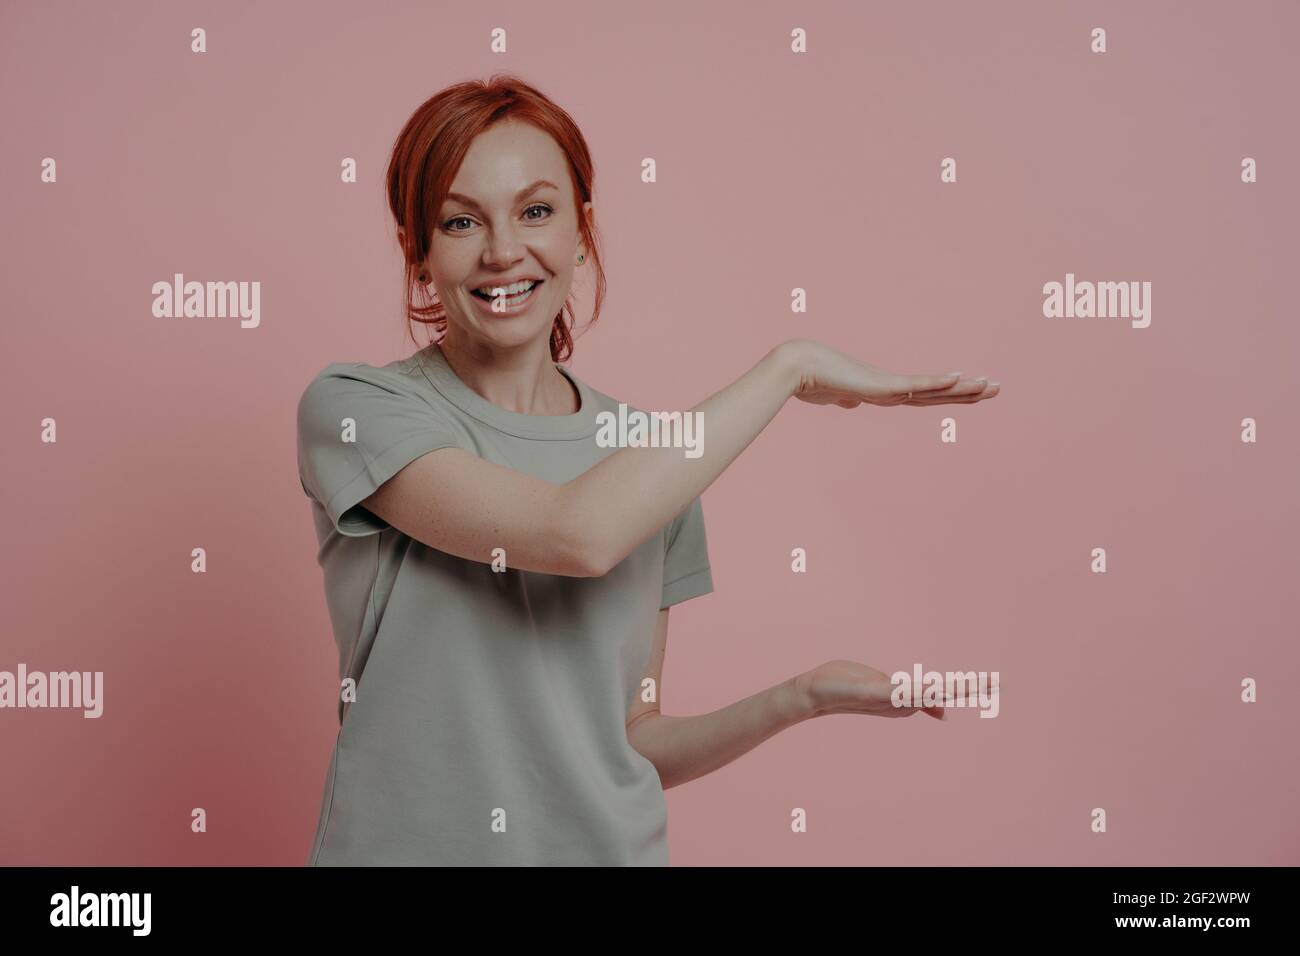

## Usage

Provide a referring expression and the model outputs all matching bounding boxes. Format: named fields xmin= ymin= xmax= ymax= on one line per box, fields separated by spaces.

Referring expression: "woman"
xmin=296 ymin=74 xmax=1000 ymax=866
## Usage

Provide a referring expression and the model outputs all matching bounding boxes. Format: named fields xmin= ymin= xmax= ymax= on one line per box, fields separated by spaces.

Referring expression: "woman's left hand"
xmin=792 ymin=659 xmax=985 ymax=721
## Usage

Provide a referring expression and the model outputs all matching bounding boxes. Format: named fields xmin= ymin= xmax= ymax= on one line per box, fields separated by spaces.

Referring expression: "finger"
xmin=907 ymin=372 xmax=964 ymax=393
xmin=909 ymin=371 xmax=972 ymax=390
xmin=896 ymin=380 xmax=978 ymax=402
xmin=882 ymin=705 xmax=919 ymax=717
xmin=906 ymin=384 xmax=999 ymax=404
xmin=882 ymin=373 xmax=946 ymax=399
xmin=912 ymin=375 xmax=999 ymax=397
xmin=892 ymin=701 xmax=953 ymax=716
xmin=940 ymin=378 xmax=990 ymax=395
xmin=924 ymin=681 xmax=998 ymax=707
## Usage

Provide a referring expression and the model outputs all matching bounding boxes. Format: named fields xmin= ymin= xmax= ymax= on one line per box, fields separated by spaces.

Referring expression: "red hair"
xmin=386 ymin=74 xmax=607 ymax=363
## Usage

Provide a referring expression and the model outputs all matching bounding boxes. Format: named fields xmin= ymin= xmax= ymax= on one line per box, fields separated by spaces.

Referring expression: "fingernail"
xmin=988 ymin=380 xmax=999 ymax=388
xmin=948 ymin=370 xmax=963 ymax=377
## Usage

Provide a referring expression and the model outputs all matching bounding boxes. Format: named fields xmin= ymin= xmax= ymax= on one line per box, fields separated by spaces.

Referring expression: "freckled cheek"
xmin=424 ymin=240 xmax=471 ymax=284
xmin=537 ymin=232 xmax=578 ymax=267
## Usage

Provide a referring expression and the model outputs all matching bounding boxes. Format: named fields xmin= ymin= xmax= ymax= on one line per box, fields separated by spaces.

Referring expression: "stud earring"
xmin=576 ymin=254 xmax=585 ymax=264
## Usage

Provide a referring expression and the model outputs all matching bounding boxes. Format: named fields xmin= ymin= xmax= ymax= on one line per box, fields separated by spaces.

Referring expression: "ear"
xmin=577 ymin=202 xmax=594 ymax=259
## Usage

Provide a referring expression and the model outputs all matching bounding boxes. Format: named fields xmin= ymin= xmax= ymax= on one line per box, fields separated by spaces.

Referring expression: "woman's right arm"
xmin=556 ymin=340 xmax=802 ymax=576
xmin=361 ymin=339 xmax=991 ymax=577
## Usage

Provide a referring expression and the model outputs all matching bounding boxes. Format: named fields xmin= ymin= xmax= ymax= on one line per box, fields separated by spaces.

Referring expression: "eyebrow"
xmin=444 ymin=179 xmax=560 ymax=211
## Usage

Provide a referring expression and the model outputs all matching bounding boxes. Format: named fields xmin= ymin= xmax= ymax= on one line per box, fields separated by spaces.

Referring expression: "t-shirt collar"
xmin=412 ymin=343 xmax=600 ymax=441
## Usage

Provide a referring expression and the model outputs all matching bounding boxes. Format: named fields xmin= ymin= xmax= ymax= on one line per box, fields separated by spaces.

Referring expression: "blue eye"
xmin=443 ymin=203 xmax=553 ymax=232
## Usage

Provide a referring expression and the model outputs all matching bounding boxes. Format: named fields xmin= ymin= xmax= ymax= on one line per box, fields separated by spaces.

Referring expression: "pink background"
xmin=2 ymin=0 xmax=1296 ymax=865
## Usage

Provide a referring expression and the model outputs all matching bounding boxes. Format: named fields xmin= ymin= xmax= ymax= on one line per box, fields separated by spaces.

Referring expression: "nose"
xmin=482 ymin=221 xmax=525 ymax=267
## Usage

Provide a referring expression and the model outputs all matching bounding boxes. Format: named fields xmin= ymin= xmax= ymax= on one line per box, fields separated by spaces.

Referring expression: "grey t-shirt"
xmin=296 ymin=343 xmax=713 ymax=865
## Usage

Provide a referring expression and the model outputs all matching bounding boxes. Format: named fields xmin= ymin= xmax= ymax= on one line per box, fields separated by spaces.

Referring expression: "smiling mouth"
xmin=470 ymin=279 xmax=542 ymax=303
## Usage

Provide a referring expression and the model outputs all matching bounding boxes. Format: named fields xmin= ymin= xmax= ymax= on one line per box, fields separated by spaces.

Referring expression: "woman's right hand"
xmin=781 ymin=338 xmax=1000 ymax=409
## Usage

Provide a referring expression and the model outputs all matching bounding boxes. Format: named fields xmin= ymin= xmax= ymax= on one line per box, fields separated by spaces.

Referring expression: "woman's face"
xmin=420 ymin=119 xmax=591 ymax=354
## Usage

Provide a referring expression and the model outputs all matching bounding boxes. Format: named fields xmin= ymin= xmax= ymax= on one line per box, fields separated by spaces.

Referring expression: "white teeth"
xmin=476 ymin=279 xmax=536 ymax=296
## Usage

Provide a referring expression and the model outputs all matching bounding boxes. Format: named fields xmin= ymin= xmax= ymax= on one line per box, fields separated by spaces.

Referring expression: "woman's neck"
xmin=437 ymin=336 xmax=579 ymax=416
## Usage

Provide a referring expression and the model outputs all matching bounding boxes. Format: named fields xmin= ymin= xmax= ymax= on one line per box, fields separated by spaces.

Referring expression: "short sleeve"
xmin=296 ymin=363 xmax=464 ymax=537
xmin=660 ymin=496 xmax=714 ymax=609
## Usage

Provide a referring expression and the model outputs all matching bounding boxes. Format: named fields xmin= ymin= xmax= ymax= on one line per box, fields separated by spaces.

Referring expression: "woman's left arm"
xmin=626 ymin=608 xmax=813 ymax=790
xmin=628 ymin=610 xmax=970 ymax=789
